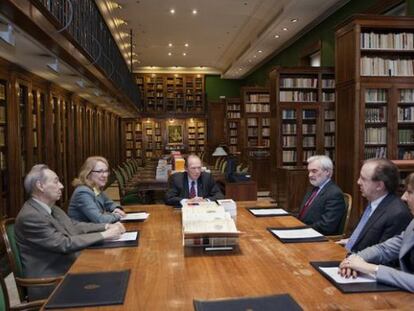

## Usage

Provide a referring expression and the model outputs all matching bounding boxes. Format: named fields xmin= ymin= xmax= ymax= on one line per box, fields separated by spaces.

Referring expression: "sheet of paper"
xmin=110 ymin=231 xmax=138 ymax=242
xmin=271 ymin=228 xmax=323 ymax=239
xmin=122 ymin=212 xmax=149 ymax=221
xmin=250 ymin=208 xmax=288 ymax=216
xmin=320 ymin=267 xmax=376 ymax=284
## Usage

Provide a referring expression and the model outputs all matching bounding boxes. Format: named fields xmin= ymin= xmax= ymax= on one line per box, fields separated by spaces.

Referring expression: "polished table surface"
xmin=58 ymin=201 xmax=414 ymax=310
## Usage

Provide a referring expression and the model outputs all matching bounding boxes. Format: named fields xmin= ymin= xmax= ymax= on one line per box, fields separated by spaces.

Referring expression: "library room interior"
xmin=1 ymin=0 xmax=414 ymax=310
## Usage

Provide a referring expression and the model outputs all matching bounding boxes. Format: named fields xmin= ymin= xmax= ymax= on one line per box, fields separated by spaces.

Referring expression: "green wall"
xmin=205 ymin=75 xmax=242 ymax=102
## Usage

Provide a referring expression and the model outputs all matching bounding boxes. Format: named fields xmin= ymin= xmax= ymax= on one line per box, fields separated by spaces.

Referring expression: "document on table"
xmin=122 ymin=212 xmax=149 ymax=221
xmin=319 ymin=267 xmax=376 ymax=284
xmin=250 ymin=208 xmax=288 ymax=216
xmin=110 ymin=231 xmax=138 ymax=242
xmin=271 ymin=228 xmax=323 ymax=239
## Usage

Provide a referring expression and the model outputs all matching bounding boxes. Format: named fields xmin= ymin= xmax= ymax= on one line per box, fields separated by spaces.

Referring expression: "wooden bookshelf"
xmin=135 ymin=73 xmax=205 ymax=114
xmin=335 ymin=15 xmax=414 ymax=222
xmin=225 ymin=97 xmax=243 ymax=155
xmin=269 ymin=66 xmax=335 ymax=168
xmin=241 ymin=87 xmax=271 ymax=190
xmin=122 ymin=119 xmax=143 ymax=164
xmin=187 ymin=118 xmax=206 ymax=154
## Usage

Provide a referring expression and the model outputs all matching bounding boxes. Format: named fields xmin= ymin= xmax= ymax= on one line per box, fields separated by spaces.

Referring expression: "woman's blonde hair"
xmin=72 ymin=156 xmax=109 ymax=188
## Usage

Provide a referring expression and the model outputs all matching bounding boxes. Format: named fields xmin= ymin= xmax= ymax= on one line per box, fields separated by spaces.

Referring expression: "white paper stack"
xmin=182 ymin=202 xmax=240 ymax=247
xmin=217 ymin=199 xmax=237 ymax=219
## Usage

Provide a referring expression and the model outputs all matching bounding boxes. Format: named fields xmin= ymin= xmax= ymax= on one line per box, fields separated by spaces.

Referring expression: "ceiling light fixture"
xmin=168 ymin=52 xmax=172 ymax=56
xmin=283 ymin=27 xmax=288 ymax=31
xmin=274 ymin=34 xmax=280 ymax=38
xmin=182 ymin=52 xmax=186 ymax=56
xmin=258 ymin=50 xmax=262 ymax=53
xmin=168 ymin=43 xmax=173 ymax=47
xmin=192 ymin=9 xmax=198 ymax=15
xmin=291 ymin=18 xmax=297 ymax=23
xmin=184 ymin=43 xmax=189 ymax=47
xmin=170 ymin=9 xmax=175 ymax=14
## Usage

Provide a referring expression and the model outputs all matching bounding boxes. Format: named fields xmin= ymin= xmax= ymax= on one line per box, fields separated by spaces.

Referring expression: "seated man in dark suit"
xmin=337 ymin=158 xmax=412 ymax=252
xmin=15 ymin=164 xmax=126 ymax=300
xmin=297 ymin=155 xmax=346 ymax=235
xmin=165 ymin=154 xmax=224 ymax=207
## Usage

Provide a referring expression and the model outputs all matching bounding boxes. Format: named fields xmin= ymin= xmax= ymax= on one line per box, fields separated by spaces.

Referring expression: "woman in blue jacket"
xmin=68 ymin=156 xmax=125 ymax=223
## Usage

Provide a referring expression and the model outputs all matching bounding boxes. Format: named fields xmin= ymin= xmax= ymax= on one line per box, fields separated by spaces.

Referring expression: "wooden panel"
xmin=249 ymin=156 xmax=270 ymax=191
xmin=224 ymin=181 xmax=257 ymax=201
xmin=275 ymin=166 xmax=309 ymax=213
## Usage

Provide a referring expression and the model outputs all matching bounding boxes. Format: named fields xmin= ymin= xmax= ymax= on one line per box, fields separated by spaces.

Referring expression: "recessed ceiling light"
xmin=238 ymin=68 xmax=242 ymax=71
xmin=168 ymin=43 xmax=173 ymax=47
xmin=291 ymin=18 xmax=298 ymax=23
xmin=182 ymin=52 xmax=186 ymax=56
xmin=253 ymin=55 xmax=256 ymax=58
xmin=192 ymin=9 xmax=197 ymax=15
xmin=258 ymin=50 xmax=262 ymax=53
xmin=248 ymin=59 xmax=252 ymax=63
xmin=184 ymin=43 xmax=189 ymax=47
xmin=168 ymin=52 xmax=172 ymax=56
xmin=274 ymin=34 xmax=280 ymax=38
xmin=170 ymin=9 xmax=175 ymax=14
xmin=283 ymin=27 xmax=288 ymax=31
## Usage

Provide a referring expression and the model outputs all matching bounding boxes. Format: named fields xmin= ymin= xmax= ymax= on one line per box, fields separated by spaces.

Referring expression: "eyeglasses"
xmin=91 ymin=170 xmax=110 ymax=175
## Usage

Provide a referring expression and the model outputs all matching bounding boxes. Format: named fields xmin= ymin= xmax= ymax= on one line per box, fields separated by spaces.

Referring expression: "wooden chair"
xmin=328 ymin=193 xmax=353 ymax=241
xmin=0 ymin=271 xmax=45 ymax=311
xmin=1 ymin=219 xmax=61 ymax=302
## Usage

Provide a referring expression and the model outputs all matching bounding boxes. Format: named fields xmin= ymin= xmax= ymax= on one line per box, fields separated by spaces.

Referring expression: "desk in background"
xmin=61 ymin=202 xmax=413 ymax=310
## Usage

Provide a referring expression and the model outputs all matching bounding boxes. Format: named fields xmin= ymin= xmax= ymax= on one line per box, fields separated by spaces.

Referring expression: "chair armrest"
xmin=15 ymin=276 xmax=63 ymax=287
xmin=327 ymin=234 xmax=344 ymax=242
xmin=10 ymin=299 xmax=46 ymax=311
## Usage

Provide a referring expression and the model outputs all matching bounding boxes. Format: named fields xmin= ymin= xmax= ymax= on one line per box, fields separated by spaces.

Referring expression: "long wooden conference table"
xmin=60 ymin=201 xmax=414 ymax=310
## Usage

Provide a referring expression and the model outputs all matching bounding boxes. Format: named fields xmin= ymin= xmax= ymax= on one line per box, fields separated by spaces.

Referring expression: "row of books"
xmin=322 ymin=93 xmax=335 ymax=102
xmin=282 ymin=110 xmax=296 ymax=119
xmin=229 ymin=137 xmax=238 ymax=144
xmin=399 ymin=149 xmax=414 ymax=160
xmin=303 ymin=136 xmax=316 ymax=147
xmin=399 ymin=89 xmax=414 ymax=103
xmin=282 ymin=123 xmax=296 ymax=134
xmin=365 ymin=127 xmax=387 ymax=144
xmin=398 ymin=106 xmax=414 ymax=122
xmin=324 ymin=110 xmax=335 ymax=119
xmin=364 ymin=147 xmax=387 ymax=159
xmin=282 ymin=136 xmax=296 ymax=147
xmin=325 ymin=121 xmax=335 ymax=132
xmin=282 ymin=150 xmax=297 ymax=162
xmin=229 ymin=129 xmax=238 ymax=136
xmin=325 ymin=135 xmax=335 ymax=147
xmin=360 ymin=32 xmax=414 ymax=50
xmin=365 ymin=89 xmax=387 ymax=103
xmin=245 ymin=103 xmax=270 ymax=113
xmin=365 ymin=107 xmax=387 ymax=123
xmin=227 ymin=104 xmax=241 ymax=111
xmin=228 ymin=121 xmax=239 ymax=128
xmin=361 ymin=57 xmax=414 ymax=76
xmin=279 ymin=90 xmax=317 ymax=102
xmin=303 ymin=150 xmax=317 ymax=160
xmin=246 ymin=94 xmax=270 ymax=103
xmin=303 ymin=110 xmax=317 ymax=119
xmin=280 ymin=78 xmax=318 ymax=88
xmin=303 ymin=124 xmax=316 ymax=134
xmin=398 ymin=129 xmax=414 ymax=144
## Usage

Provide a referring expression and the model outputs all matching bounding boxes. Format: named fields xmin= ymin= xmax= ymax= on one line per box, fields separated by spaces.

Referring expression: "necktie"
xmin=345 ymin=204 xmax=372 ymax=251
xmin=299 ymin=187 xmax=319 ymax=219
xmin=189 ymin=181 xmax=196 ymax=199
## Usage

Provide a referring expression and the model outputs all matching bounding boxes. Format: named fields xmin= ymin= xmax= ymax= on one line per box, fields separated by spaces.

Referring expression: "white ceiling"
xmin=99 ymin=0 xmax=350 ymax=78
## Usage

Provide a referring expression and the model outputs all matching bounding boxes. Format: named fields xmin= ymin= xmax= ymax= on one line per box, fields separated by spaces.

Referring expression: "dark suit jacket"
xmin=350 ymin=193 xmax=412 ymax=253
xmin=15 ymin=199 xmax=106 ymax=300
xmin=165 ymin=171 xmax=224 ymax=207
xmin=298 ymin=180 xmax=346 ymax=235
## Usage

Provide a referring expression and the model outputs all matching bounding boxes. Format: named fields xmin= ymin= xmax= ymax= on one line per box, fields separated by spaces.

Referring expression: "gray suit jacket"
xmin=358 ymin=219 xmax=414 ymax=292
xmin=68 ymin=185 xmax=121 ymax=223
xmin=15 ymin=199 xmax=106 ymax=300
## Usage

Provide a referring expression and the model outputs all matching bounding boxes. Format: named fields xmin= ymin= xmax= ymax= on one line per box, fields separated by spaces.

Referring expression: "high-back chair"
xmin=0 ymin=271 xmax=45 ymax=311
xmin=328 ymin=193 xmax=353 ymax=241
xmin=1 ymin=219 xmax=61 ymax=302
